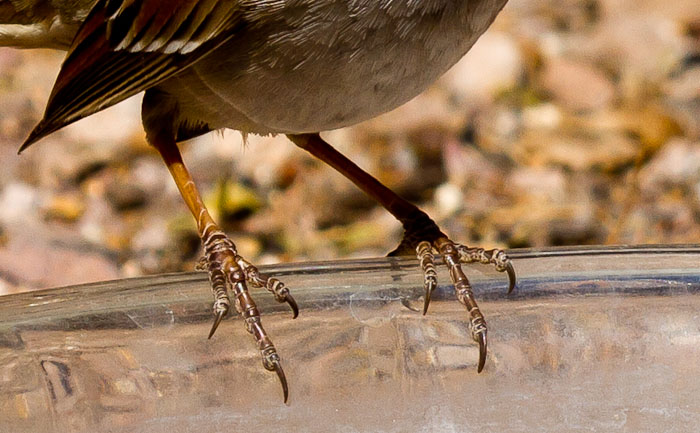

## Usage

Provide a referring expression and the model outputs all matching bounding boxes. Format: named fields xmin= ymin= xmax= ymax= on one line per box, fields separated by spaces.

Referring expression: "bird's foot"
xmin=410 ymin=236 xmax=515 ymax=373
xmin=453 ymin=243 xmax=516 ymax=294
xmin=199 ymin=229 xmax=297 ymax=403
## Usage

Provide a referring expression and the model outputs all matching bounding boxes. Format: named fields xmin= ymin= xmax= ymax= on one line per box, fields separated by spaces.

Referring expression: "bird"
xmin=1 ymin=0 xmax=516 ymax=403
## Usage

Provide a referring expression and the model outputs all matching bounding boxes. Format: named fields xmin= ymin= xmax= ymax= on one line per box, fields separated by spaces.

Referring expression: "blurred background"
xmin=0 ymin=0 xmax=698 ymax=294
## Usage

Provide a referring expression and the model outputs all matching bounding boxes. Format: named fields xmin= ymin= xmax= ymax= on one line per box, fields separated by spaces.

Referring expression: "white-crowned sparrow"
xmin=2 ymin=0 xmax=515 ymax=402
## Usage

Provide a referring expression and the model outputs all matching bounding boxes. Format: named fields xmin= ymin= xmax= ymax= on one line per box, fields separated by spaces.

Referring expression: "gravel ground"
xmin=0 ymin=0 xmax=699 ymax=294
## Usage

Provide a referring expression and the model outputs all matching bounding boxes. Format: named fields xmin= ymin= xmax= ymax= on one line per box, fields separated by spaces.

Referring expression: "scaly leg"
xmin=152 ymin=134 xmax=297 ymax=402
xmin=288 ymin=133 xmax=515 ymax=373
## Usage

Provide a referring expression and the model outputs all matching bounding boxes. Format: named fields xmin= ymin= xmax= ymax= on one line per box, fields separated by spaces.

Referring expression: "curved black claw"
xmin=422 ymin=278 xmax=436 ymax=315
xmin=422 ymin=289 xmax=432 ymax=316
xmin=506 ymin=262 xmax=517 ymax=295
xmin=416 ymin=241 xmax=438 ymax=315
xmin=477 ymin=332 xmax=487 ymax=373
xmin=286 ymin=293 xmax=299 ymax=319
xmin=272 ymin=359 xmax=289 ymax=404
xmin=208 ymin=310 xmax=226 ymax=339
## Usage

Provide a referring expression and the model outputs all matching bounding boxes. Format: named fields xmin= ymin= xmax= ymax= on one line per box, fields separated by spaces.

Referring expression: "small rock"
xmin=234 ymin=235 xmax=263 ymax=260
xmin=476 ymin=107 xmax=521 ymax=155
xmin=204 ymin=180 xmax=262 ymax=224
xmin=434 ymin=183 xmax=465 ymax=218
xmin=63 ymin=94 xmax=143 ymax=149
xmin=488 ymin=202 xmax=599 ymax=247
xmin=664 ymin=66 xmax=700 ymax=103
xmin=522 ymin=103 xmax=563 ymax=130
xmin=592 ymin=10 xmax=686 ymax=80
xmin=42 ymin=193 xmax=85 ymax=222
xmin=0 ymin=183 xmax=40 ymax=225
xmin=0 ymin=230 xmax=119 ymax=289
xmin=539 ymin=57 xmax=615 ymax=111
xmin=515 ymin=130 xmax=638 ymax=172
xmin=129 ymin=158 xmax=170 ymax=195
xmin=442 ymin=31 xmax=523 ymax=103
xmin=131 ymin=219 xmax=170 ymax=252
xmin=323 ymin=212 xmax=397 ymax=254
xmin=79 ymin=220 xmax=106 ymax=246
xmin=442 ymin=140 xmax=501 ymax=189
xmin=509 ymin=166 xmax=567 ymax=203
xmin=120 ymin=260 xmax=144 ymax=278
xmin=105 ymin=176 xmax=148 ymax=211
xmin=639 ymin=139 xmax=700 ymax=193
xmin=0 ymin=276 xmax=9 ymax=295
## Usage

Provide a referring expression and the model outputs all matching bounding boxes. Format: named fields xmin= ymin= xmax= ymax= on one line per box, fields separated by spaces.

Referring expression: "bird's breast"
xmin=166 ymin=0 xmax=508 ymax=134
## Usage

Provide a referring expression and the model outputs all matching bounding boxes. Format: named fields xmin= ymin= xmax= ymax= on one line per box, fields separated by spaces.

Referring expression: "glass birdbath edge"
xmin=1 ymin=245 xmax=699 ymax=433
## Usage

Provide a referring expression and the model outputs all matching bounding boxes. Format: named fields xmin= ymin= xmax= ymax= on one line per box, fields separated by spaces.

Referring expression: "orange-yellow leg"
xmin=152 ymin=135 xmax=297 ymax=403
xmin=288 ymin=133 xmax=515 ymax=373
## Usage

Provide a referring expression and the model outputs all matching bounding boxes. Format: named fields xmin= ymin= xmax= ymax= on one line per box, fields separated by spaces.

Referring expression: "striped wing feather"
xmin=20 ymin=0 xmax=242 ymax=150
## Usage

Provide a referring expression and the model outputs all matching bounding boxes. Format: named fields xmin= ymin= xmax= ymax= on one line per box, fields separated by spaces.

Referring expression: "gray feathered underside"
xmin=19 ymin=0 xmax=243 ymax=152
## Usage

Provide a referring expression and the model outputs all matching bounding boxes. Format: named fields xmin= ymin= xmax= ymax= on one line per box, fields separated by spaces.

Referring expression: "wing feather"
xmin=20 ymin=0 xmax=243 ymax=151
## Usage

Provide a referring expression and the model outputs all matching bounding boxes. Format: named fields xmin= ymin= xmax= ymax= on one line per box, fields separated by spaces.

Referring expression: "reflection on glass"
xmin=1 ymin=246 xmax=699 ymax=432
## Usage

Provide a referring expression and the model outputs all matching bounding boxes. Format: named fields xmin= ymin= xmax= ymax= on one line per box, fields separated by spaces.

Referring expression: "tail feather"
xmin=2 ymin=0 xmax=97 ymax=152
xmin=17 ymin=120 xmax=61 ymax=154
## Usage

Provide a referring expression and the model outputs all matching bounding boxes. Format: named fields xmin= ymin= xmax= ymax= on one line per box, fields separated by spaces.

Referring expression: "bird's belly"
xmin=168 ymin=0 xmax=507 ymax=134
xmin=188 ymin=46 xmax=451 ymax=134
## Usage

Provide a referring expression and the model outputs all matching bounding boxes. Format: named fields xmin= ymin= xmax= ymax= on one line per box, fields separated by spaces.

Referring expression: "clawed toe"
xmin=269 ymin=356 xmax=289 ymax=404
xmin=416 ymin=240 xmax=516 ymax=312
xmin=200 ymin=230 xmax=296 ymax=402
xmin=505 ymin=262 xmax=516 ymax=294
xmin=208 ymin=310 xmax=227 ymax=339
xmin=413 ymin=238 xmax=516 ymax=372
xmin=236 ymin=256 xmax=299 ymax=319
xmin=285 ymin=293 xmax=299 ymax=319
xmin=265 ymin=278 xmax=299 ymax=319
xmin=476 ymin=331 xmax=487 ymax=373
xmin=456 ymin=244 xmax=517 ymax=294
xmin=417 ymin=241 xmax=438 ymax=315
xmin=261 ymin=346 xmax=288 ymax=403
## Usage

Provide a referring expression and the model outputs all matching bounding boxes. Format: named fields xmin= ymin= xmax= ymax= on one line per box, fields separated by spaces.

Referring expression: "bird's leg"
xmin=288 ymin=133 xmax=515 ymax=372
xmin=152 ymin=134 xmax=295 ymax=403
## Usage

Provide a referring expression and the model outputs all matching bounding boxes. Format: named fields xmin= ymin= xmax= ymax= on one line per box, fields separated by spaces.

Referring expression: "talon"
xmin=506 ymin=262 xmax=516 ymax=294
xmin=417 ymin=241 xmax=437 ymax=315
xmin=254 ymin=275 xmax=299 ymax=319
xmin=208 ymin=310 xmax=226 ymax=339
xmin=477 ymin=331 xmax=487 ymax=373
xmin=422 ymin=278 xmax=435 ymax=315
xmin=272 ymin=359 xmax=289 ymax=404
xmin=286 ymin=293 xmax=299 ymax=319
